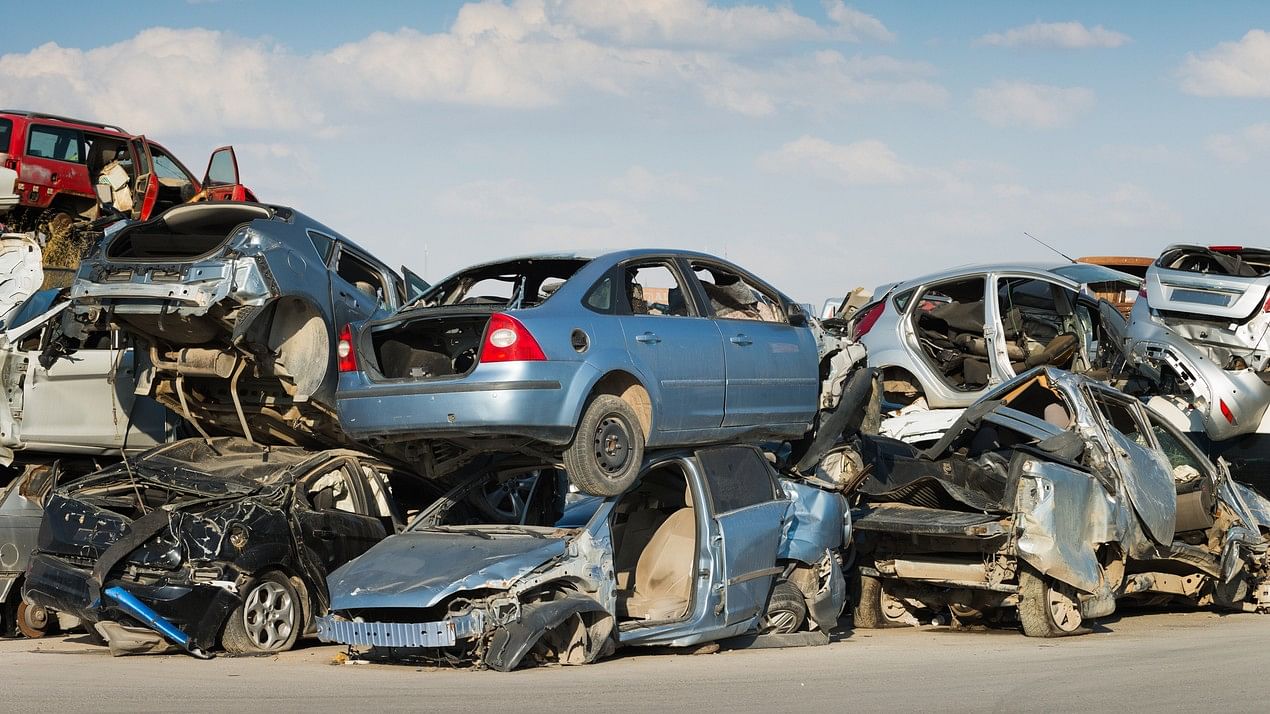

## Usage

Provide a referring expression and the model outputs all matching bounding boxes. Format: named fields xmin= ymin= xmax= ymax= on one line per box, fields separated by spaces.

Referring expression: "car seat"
xmin=621 ymin=483 xmax=697 ymax=621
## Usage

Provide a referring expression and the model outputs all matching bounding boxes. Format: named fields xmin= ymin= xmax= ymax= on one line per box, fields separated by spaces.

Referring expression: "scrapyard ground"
xmin=3 ymin=609 xmax=1264 ymax=712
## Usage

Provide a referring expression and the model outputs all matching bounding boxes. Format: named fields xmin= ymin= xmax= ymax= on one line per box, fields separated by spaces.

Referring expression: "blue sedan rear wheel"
xmin=564 ymin=394 xmax=645 ymax=496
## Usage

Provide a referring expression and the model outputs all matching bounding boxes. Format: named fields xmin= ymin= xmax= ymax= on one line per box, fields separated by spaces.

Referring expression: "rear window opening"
xmin=415 ymin=258 xmax=589 ymax=310
xmin=1158 ymin=246 xmax=1270 ymax=278
xmin=370 ymin=314 xmax=491 ymax=380
xmin=106 ymin=204 xmax=272 ymax=261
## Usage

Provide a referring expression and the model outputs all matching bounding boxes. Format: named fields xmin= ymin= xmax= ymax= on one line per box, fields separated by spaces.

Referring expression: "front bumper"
xmin=1127 ymin=318 xmax=1270 ymax=440
xmin=23 ymin=553 xmax=240 ymax=650
xmin=316 ymin=610 xmax=487 ymax=648
xmin=336 ymin=361 xmax=597 ymax=444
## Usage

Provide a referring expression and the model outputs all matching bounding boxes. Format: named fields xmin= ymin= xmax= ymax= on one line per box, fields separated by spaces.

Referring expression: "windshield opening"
xmin=410 ymin=466 xmax=595 ymax=532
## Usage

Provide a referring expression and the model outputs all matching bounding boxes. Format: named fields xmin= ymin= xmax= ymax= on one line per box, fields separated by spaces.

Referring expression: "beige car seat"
xmin=622 ymin=483 xmax=697 ymax=621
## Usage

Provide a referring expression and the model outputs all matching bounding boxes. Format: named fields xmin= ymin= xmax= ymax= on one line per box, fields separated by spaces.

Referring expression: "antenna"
xmin=1023 ymin=231 xmax=1076 ymax=263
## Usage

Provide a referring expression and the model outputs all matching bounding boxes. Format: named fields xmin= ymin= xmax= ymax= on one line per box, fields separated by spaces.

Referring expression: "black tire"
xmin=793 ymin=367 xmax=877 ymax=474
xmin=1018 ymin=566 xmax=1084 ymax=637
xmin=221 ymin=571 xmax=303 ymax=654
xmin=851 ymin=572 xmax=886 ymax=629
xmin=760 ymin=581 xmax=808 ymax=634
xmin=563 ymin=394 xmax=644 ymax=497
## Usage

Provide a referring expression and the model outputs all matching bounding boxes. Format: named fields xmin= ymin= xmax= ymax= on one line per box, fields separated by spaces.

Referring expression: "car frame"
xmin=335 ymin=250 xmax=820 ymax=497
xmin=316 ymin=444 xmax=849 ymax=670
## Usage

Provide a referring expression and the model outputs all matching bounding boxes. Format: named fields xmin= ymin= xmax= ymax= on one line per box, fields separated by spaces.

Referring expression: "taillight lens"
xmin=2 ymin=158 xmax=17 ymax=170
xmin=337 ymin=324 xmax=358 ymax=373
xmin=480 ymin=313 xmax=546 ymax=363
xmin=1220 ymin=399 xmax=1236 ymax=425
xmin=852 ymin=302 xmax=886 ymax=340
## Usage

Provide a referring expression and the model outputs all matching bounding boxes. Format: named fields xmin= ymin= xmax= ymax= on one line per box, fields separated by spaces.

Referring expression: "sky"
xmin=4 ymin=0 xmax=1270 ymax=305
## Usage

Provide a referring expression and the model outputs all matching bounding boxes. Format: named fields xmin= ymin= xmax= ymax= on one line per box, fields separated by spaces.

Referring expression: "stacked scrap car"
xmin=847 ymin=366 xmax=1270 ymax=636
xmin=66 ymin=202 xmax=427 ymax=448
xmin=22 ymin=437 xmax=442 ymax=655
xmin=316 ymin=444 xmax=849 ymax=670
xmin=334 ymin=250 xmax=820 ymax=497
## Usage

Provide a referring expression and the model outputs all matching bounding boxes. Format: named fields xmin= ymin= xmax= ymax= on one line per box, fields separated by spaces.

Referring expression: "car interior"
xmin=612 ymin=464 xmax=698 ymax=623
xmin=624 ymin=263 xmax=690 ymax=316
xmin=690 ymin=262 xmax=784 ymax=323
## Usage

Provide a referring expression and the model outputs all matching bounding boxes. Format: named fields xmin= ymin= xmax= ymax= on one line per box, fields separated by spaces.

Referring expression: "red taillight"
xmin=1209 ymin=245 xmax=1243 ymax=252
xmin=480 ymin=313 xmax=546 ymax=363
xmin=337 ymin=324 xmax=358 ymax=373
xmin=2 ymin=158 xmax=16 ymax=170
xmin=1220 ymin=399 xmax=1236 ymax=425
xmin=852 ymin=302 xmax=886 ymax=340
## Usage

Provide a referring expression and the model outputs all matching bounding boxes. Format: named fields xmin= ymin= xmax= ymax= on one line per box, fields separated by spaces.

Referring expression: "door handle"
xmin=635 ymin=332 xmax=661 ymax=344
xmin=729 ymin=334 xmax=753 ymax=346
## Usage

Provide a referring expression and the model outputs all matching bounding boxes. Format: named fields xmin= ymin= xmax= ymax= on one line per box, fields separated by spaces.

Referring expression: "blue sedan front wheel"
xmin=563 ymin=394 xmax=645 ymax=497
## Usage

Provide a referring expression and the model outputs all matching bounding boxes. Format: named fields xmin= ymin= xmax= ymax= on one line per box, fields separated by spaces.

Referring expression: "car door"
xmin=991 ymin=274 xmax=1087 ymax=380
xmin=328 ymin=242 xmax=392 ymax=330
xmin=686 ymin=259 xmax=818 ymax=428
xmin=295 ymin=459 xmax=390 ymax=573
xmin=696 ymin=446 xmax=790 ymax=626
xmin=22 ymin=124 xmax=88 ymax=202
xmin=1086 ymin=386 xmax=1177 ymax=547
xmin=617 ymin=259 xmax=725 ymax=432
xmin=13 ymin=312 xmax=170 ymax=450
xmin=128 ymin=136 xmax=158 ymax=220
xmin=201 ymin=146 xmax=250 ymax=201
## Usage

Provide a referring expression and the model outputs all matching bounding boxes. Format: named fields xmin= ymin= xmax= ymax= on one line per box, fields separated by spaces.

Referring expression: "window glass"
xmin=623 ymin=263 xmax=691 ymax=316
xmin=690 ymin=262 xmax=784 ymax=323
xmin=892 ymin=288 xmax=915 ymax=312
xmin=150 ymin=150 xmax=191 ymax=182
xmin=335 ymin=248 xmax=389 ymax=306
xmin=26 ymin=126 xmax=85 ymax=163
xmin=585 ymin=276 xmax=613 ymax=312
xmin=307 ymin=230 xmax=334 ymax=262
xmin=1146 ymin=412 xmax=1208 ymax=477
xmin=696 ymin=446 xmax=779 ymax=513
xmin=0 ymin=119 xmax=12 ymax=152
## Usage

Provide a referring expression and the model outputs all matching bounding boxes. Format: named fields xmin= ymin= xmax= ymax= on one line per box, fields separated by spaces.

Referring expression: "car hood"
xmin=327 ymin=530 xmax=568 ymax=610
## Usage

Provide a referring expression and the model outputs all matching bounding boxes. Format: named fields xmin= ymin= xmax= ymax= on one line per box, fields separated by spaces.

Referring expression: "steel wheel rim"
xmin=593 ymin=416 xmax=631 ymax=473
xmin=242 ymin=580 xmax=295 ymax=650
xmin=763 ymin=609 xmax=800 ymax=634
xmin=881 ymin=593 xmax=908 ymax=622
xmin=1048 ymin=585 xmax=1082 ymax=633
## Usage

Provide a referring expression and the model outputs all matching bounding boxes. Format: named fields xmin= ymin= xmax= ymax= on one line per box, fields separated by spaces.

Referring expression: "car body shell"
xmin=851 ymin=367 xmax=1270 ymax=628
xmin=20 ymin=437 xmax=435 ymax=652
xmin=856 ymin=262 xmax=1136 ymax=408
xmin=67 ymin=202 xmax=408 ymax=448
xmin=315 ymin=445 xmax=848 ymax=670
xmin=336 ymin=250 xmax=820 ymax=468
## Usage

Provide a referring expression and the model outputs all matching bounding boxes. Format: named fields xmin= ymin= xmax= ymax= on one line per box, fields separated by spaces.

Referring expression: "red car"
xmin=0 ymin=110 xmax=254 ymax=237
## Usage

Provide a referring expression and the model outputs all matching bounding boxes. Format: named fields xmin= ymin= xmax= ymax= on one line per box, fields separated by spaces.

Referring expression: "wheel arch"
xmin=578 ymin=369 xmax=653 ymax=437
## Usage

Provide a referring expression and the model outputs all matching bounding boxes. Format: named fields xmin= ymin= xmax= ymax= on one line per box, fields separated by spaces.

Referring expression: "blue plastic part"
xmin=104 ymin=585 xmax=210 ymax=658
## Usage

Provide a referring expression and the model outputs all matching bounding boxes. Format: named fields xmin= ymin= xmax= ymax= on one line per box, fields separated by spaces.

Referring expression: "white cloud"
xmin=1206 ymin=123 xmax=1270 ymax=163
xmin=609 ymin=166 xmax=704 ymax=201
xmin=977 ymin=21 xmax=1130 ymax=49
xmin=757 ymin=136 xmax=920 ymax=186
xmin=1179 ymin=29 xmax=1270 ymax=97
xmin=0 ymin=2 xmax=935 ymax=135
xmin=971 ymin=81 xmax=1095 ymax=129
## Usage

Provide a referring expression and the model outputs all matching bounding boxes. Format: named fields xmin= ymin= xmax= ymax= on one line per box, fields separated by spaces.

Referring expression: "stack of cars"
xmin=2 ymin=108 xmax=1269 ymax=669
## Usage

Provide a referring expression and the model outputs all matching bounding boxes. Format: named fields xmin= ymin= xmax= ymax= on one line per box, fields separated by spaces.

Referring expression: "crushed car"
xmin=847 ymin=366 xmax=1270 ymax=637
xmin=66 ymin=202 xmax=426 ymax=449
xmin=842 ymin=262 xmax=1138 ymax=410
xmin=315 ymin=444 xmax=849 ymax=670
xmin=335 ymin=250 xmax=819 ymax=496
xmin=21 ymin=437 xmax=442 ymax=656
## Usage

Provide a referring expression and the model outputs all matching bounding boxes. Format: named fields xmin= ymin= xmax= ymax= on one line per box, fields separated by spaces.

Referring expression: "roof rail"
xmin=0 ymin=109 xmax=127 ymax=134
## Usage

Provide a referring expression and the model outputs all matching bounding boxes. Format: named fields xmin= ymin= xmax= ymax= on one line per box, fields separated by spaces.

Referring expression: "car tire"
xmin=221 ymin=571 xmax=303 ymax=654
xmin=1018 ymin=565 xmax=1084 ymax=637
xmin=760 ymin=581 xmax=808 ymax=634
xmin=564 ymin=394 xmax=644 ymax=497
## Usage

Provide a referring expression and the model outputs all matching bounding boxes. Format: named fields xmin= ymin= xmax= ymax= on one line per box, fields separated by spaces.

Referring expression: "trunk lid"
xmin=1145 ymin=245 xmax=1270 ymax=321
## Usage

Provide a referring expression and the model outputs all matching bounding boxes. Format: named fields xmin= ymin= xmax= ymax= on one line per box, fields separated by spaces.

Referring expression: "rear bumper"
xmin=70 ymin=256 xmax=270 ymax=317
xmin=336 ymin=361 xmax=596 ymax=444
xmin=1127 ymin=318 xmax=1270 ymax=440
xmin=23 ymin=553 xmax=238 ymax=650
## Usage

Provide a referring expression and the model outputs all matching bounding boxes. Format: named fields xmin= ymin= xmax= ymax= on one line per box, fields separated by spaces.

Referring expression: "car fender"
xmin=484 ymin=593 xmax=613 ymax=671
xmin=567 ymin=356 xmax=663 ymax=436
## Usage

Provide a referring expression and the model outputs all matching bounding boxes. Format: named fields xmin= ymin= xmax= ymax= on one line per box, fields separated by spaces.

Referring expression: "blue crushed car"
xmin=334 ymin=250 xmax=820 ymax=496
xmin=316 ymin=445 xmax=849 ymax=670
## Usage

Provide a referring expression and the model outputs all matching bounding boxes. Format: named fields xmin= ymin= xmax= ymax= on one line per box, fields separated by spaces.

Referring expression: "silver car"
xmin=844 ymin=262 xmax=1138 ymax=409
xmin=1125 ymin=245 xmax=1270 ymax=441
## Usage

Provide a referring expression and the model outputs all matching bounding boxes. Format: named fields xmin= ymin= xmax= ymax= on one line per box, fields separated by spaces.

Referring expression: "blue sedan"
xmin=334 ymin=249 xmax=820 ymax=495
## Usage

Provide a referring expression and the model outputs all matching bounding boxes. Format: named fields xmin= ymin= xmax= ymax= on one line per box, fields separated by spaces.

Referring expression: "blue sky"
xmin=4 ymin=1 xmax=1270 ymax=303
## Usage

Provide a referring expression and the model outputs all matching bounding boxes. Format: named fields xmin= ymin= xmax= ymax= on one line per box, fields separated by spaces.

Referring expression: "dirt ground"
xmin=2 ymin=608 xmax=1265 ymax=712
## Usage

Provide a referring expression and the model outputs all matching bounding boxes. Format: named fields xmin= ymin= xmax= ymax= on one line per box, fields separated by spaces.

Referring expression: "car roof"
xmin=885 ymin=261 xmax=1106 ymax=293
xmin=0 ymin=109 xmax=130 ymax=136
